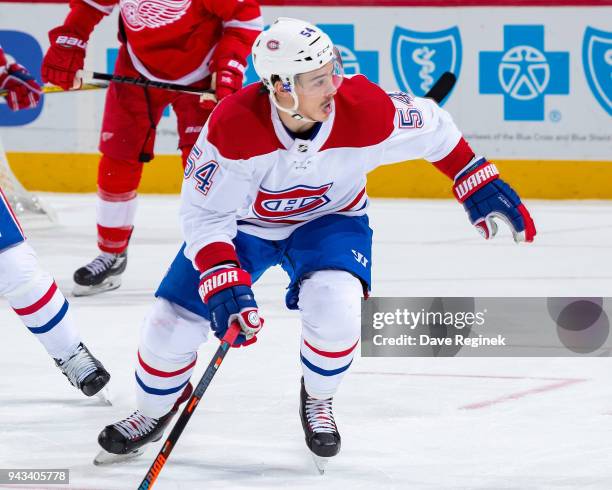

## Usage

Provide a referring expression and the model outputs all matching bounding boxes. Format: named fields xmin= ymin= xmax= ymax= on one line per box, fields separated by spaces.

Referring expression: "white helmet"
xmin=252 ymin=17 xmax=343 ymax=119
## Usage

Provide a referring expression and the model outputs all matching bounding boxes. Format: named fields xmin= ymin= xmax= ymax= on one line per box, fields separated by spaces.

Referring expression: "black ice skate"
xmin=299 ymin=377 xmax=341 ymax=474
xmin=94 ymin=382 xmax=193 ymax=465
xmin=55 ymin=342 xmax=110 ymax=401
xmin=73 ymin=251 xmax=127 ymax=296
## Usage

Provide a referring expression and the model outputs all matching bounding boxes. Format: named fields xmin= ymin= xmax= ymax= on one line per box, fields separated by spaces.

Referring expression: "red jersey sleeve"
xmin=203 ymin=0 xmax=263 ymax=72
xmin=61 ymin=0 xmax=118 ymax=40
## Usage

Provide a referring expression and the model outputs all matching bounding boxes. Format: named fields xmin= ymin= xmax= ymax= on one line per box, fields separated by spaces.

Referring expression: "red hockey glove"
xmin=199 ymin=59 xmax=245 ymax=111
xmin=198 ymin=265 xmax=263 ymax=347
xmin=42 ymin=26 xmax=88 ymax=90
xmin=0 ymin=61 xmax=42 ymax=111
xmin=214 ymin=59 xmax=245 ymax=100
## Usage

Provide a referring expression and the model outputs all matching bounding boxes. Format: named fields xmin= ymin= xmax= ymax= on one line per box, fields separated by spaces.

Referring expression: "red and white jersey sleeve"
xmin=204 ymin=0 xmax=264 ymax=72
xmin=180 ymin=123 xmax=256 ymax=265
xmin=76 ymin=0 xmax=116 ymax=15
xmin=375 ymin=92 xmax=465 ymax=171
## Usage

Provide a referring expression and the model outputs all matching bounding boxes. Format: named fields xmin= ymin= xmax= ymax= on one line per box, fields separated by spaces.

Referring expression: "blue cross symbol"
xmin=480 ymin=25 xmax=569 ymax=121
xmin=317 ymin=24 xmax=379 ymax=83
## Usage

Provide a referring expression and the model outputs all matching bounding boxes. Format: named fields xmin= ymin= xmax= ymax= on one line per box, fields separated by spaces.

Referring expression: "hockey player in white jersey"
xmin=96 ymin=18 xmax=536 ymax=468
xmin=0 ymin=46 xmax=110 ymax=399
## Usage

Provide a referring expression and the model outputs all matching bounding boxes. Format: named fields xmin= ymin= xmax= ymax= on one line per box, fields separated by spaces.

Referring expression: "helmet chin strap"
xmin=270 ymin=91 xmax=317 ymax=124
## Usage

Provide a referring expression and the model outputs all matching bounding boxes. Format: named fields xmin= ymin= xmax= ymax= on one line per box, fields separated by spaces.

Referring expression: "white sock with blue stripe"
xmin=135 ymin=298 xmax=209 ymax=418
xmin=1 ymin=242 xmax=80 ymax=360
xmin=298 ymin=270 xmax=362 ymax=399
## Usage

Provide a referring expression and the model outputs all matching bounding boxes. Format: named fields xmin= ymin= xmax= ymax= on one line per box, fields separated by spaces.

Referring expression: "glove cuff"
xmin=63 ymin=2 xmax=106 ymax=41
xmin=432 ymin=137 xmax=475 ymax=179
xmin=211 ymin=58 xmax=246 ymax=76
xmin=453 ymin=159 xmax=499 ymax=203
xmin=194 ymin=241 xmax=239 ymax=273
xmin=49 ymin=26 xmax=88 ymax=50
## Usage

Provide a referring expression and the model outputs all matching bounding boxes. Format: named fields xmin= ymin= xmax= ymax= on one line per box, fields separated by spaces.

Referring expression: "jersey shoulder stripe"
xmin=207 ymin=82 xmax=283 ymax=160
xmin=320 ymin=75 xmax=395 ymax=151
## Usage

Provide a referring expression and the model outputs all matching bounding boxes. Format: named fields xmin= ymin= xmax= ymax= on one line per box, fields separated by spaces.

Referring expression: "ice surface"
xmin=1 ymin=195 xmax=612 ymax=490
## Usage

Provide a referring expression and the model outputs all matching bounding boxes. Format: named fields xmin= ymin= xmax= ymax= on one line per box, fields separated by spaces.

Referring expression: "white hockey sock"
xmin=1 ymin=242 xmax=80 ymax=360
xmin=298 ymin=270 xmax=362 ymax=399
xmin=136 ymin=343 xmax=196 ymax=419
xmin=301 ymin=335 xmax=359 ymax=399
xmin=135 ymin=298 xmax=209 ymax=418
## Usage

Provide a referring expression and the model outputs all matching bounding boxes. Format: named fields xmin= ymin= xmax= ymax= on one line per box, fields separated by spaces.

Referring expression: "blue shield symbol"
xmin=583 ymin=27 xmax=612 ymax=116
xmin=391 ymin=26 xmax=462 ymax=105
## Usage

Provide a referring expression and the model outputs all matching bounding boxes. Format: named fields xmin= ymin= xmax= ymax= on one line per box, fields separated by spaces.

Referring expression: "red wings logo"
xmin=253 ymin=184 xmax=333 ymax=221
xmin=120 ymin=0 xmax=192 ymax=31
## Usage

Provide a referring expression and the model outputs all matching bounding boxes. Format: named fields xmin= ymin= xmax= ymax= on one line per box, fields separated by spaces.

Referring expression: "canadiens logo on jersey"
xmin=120 ymin=0 xmax=192 ymax=31
xmin=253 ymin=184 xmax=333 ymax=221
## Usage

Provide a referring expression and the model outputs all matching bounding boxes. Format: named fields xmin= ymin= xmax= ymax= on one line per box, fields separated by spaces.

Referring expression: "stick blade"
xmin=425 ymin=71 xmax=457 ymax=104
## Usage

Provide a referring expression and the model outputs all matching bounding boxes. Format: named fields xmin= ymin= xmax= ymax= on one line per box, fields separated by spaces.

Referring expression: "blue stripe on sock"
xmin=27 ymin=300 xmax=68 ymax=334
xmin=300 ymin=354 xmax=353 ymax=377
xmin=135 ymin=372 xmax=189 ymax=396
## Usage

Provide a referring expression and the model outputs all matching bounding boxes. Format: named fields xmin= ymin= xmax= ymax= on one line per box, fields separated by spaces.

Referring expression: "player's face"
xmin=295 ymin=60 xmax=343 ymax=121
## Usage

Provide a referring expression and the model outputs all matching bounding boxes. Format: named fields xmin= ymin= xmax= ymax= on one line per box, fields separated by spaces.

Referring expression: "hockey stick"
xmin=137 ymin=321 xmax=241 ymax=490
xmin=79 ymin=70 xmax=215 ymax=98
xmin=3 ymin=72 xmax=454 ymax=101
xmin=80 ymin=70 xmax=455 ymax=104
xmin=0 ymin=82 xmax=108 ymax=98
xmin=423 ymin=71 xmax=457 ymax=104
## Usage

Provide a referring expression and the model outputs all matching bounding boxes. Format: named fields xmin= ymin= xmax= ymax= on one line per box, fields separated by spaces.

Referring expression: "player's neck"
xmin=277 ymin=108 xmax=317 ymax=134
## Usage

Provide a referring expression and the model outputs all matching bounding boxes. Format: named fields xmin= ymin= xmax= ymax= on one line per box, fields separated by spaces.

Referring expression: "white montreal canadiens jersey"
xmin=180 ymin=75 xmax=463 ymax=264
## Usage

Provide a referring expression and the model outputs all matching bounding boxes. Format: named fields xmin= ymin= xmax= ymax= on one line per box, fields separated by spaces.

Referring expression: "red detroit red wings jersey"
xmin=180 ymin=75 xmax=467 ymax=266
xmin=72 ymin=0 xmax=262 ymax=82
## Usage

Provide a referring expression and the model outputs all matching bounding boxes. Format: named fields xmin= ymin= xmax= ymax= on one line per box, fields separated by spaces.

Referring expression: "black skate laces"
xmin=114 ymin=411 xmax=158 ymax=440
xmin=305 ymin=397 xmax=337 ymax=433
xmin=59 ymin=344 xmax=97 ymax=386
xmin=84 ymin=253 xmax=118 ymax=275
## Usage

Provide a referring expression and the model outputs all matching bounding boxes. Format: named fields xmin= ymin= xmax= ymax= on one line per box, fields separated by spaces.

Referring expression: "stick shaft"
xmin=85 ymin=71 xmax=213 ymax=96
xmin=0 ymin=83 xmax=107 ymax=97
xmin=423 ymin=71 xmax=457 ymax=104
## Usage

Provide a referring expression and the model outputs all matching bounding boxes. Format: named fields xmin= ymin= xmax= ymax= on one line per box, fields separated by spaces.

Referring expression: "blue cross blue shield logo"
xmin=583 ymin=27 xmax=612 ymax=116
xmin=480 ymin=25 xmax=569 ymax=121
xmin=318 ymin=24 xmax=379 ymax=83
xmin=391 ymin=26 xmax=462 ymax=105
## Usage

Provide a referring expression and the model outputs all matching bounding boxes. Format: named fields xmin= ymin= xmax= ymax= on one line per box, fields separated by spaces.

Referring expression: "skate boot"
xmin=55 ymin=342 xmax=110 ymax=398
xmin=94 ymin=382 xmax=193 ymax=465
xmin=299 ymin=377 xmax=341 ymax=473
xmin=73 ymin=251 xmax=127 ymax=296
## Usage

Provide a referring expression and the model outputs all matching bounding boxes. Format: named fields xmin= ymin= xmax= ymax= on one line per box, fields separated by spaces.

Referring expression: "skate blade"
xmin=312 ymin=454 xmax=330 ymax=475
xmin=93 ymin=447 xmax=146 ymax=466
xmin=73 ymin=277 xmax=121 ymax=297
xmin=95 ymin=386 xmax=112 ymax=406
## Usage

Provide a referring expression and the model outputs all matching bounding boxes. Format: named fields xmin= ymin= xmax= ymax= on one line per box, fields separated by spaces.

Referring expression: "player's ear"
xmin=273 ymin=79 xmax=286 ymax=94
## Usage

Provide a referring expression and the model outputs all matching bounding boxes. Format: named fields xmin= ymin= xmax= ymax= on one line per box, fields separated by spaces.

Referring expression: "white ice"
xmin=1 ymin=195 xmax=612 ymax=490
